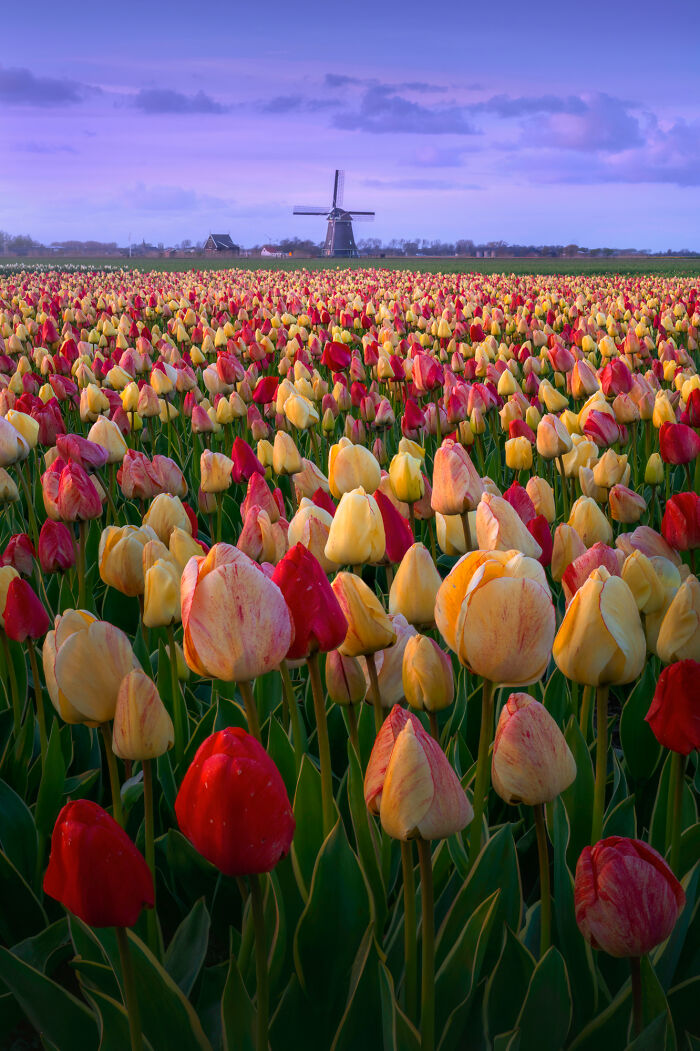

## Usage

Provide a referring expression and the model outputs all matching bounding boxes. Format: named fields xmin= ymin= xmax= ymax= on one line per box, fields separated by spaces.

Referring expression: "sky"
xmin=2 ymin=0 xmax=700 ymax=251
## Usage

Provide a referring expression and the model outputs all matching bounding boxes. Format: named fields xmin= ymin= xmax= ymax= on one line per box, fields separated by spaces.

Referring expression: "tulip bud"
xmin=388 ymin=543 xmax=441 ymax=627
xmin=112 ymin=669 xmax=174 ymax=760
xmin=325 ymin=649 xmax=368 ymax=706
xmin=272 ymin=429 xmax=302 ymax=475
xmin=325 ymin=487 xmax=385 ymax=566
xmin=492 ymin=693 xmax=576 ymax=805
xmin=645 ymin=453 xmax=664 ymax=486
xmin=402 ymin=634 xmax=454 ymax=712
xmin=388 ymin=452 xmax=424 ymax=504
xmin=331 ymin=571 xmax=396 ymax=656
xmin=143 ymin=559 xmax=181 ymax=628
xmin=656 ymin=575 xmax=700 ymax=663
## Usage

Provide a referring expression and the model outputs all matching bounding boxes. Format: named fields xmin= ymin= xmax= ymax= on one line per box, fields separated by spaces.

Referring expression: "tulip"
xmin=143 ymin=558 xmax=181 ymax=628
xmin=389 ymin=451 xmax=424 ymax=506
xmin=326 ymin=649 xmax=367 ymax=707
xmin=592 ymin=449 xmax=630 ymax=489
xmin=389 ymin=543 xmax=441 ymax=627
xmin=143 ymin=493 xmax=192 ymax=544
xmin=659 ymin=421 xmax=700 ymax=466
xmin=328 ymin=439 xmax=381 ymax=498
xmin=87 ymin=416 xmax=128 ymax=462
xmin=0 ymin=467 xmax=19 ymax=504
xmin=176 ymin=726 xmax=294 ymax=1051
xmin=374 ymin=489 xmax=414 ymax=565
xmin=492 ymin=691 xmax=576 ymax=955
xmin=562 ymin=542 xmax=621 ymax=606
xmin=1 ymin=532 xmax=35 ymax=575
xmin=645 ymin=453 xmax=664 ymax=486
xmin=231 ymin=437 xmax=265 ymax=483
xmin=44 ymin=799 xmax=154 ymax=926
xmin=575 ymin=835 xmax=684 ymax=1035
xmin=661 ymin=492 xmax=700 ymax=557
xmin=181 ymin=544 xmax=293 ymax=736
xmin=568 ymin=495 xmax=613 ymax=548
xmin=431 ymin=439 xmax=483 ymax=517
xmin=2 ymin=576 xmax=49 ymax=642
xmin=621 ymin=550 xmax=667 ymax=615
xmin=112 ymin=669 xmax=174 ymax=761
xmin=363 ymin=613 xmax=417 ymax=713
xmin=293 ymin=457 xmax=329 ymax=501
xmin=325 ymin=487 xmax=385 ymax=567
xmin=0 ymin=565 xmax=19 ymax=630
xmin=242 ymin=472 xmax=281 ymax=523
xmin=331 ymin=571 xmax=396 ymax=659
xmin=536 ymin=413 xmax=572 ymax=460
xmin=98 ymin=524 xmax=159 ymax=596
xmin=476 ymin=493 xmax=542 ymax=559
xmin=57 ymin=462 xmax=102 ymax=522
xmin=656 ymin=575 xmax=700 ymax=663
xmin=287 ymin=498 xmax=335 ymax=573
xmin=168 ymin=527 xmax=206 ymax=574
xmin=402 ymin=633 xmax=454 ymax=727
xmin=272 ymin=429 xmax=302 ymax=476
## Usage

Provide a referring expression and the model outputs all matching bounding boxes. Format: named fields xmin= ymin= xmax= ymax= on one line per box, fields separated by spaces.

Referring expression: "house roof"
xmin=207 ymin=234 xmax=239 ymax=250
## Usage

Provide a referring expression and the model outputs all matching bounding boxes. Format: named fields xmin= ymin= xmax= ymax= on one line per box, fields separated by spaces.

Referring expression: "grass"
xmin=2 ymin=256 xmax=700 ymax=276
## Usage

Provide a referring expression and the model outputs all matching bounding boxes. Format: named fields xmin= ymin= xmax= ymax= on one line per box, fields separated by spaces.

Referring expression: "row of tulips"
xmin=0 ymin=267 xmax=698 ymax=1051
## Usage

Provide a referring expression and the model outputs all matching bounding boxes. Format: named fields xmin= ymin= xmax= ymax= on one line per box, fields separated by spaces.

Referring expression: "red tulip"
xmin=1 ymin=533 xmax=35 ymax=575
xmin=56 ymin=433 xmax=109 ymax=471
xmin=43 ymin=800 xmax=154 ymax=927
xmin=562 ymin=542 xmax=621 ymax=605
xmin=251 ymin=376 xmax=279 ymax=405
xmin=527 ymin=515 xmax=553 ymax=568
xmin=38 ymin=520 xmax=75 ymax=573
xmin=661 ymin=491 xmax=700 ymax=550
xmin=374 ymin=489 xmax=414 ymax=564
xmin=682 ymin=388 xmax=700 ymax=428
xmin=575 ymin=837 xmax=685 ymax=957
xmin=502 ymin=481 xmax=536 ymax=524
xmin=118 ymin=449 xmax=159 ymax=501
xmin=271 ymin=544 xmax=347 ymax=659
xmin=241 ymin=472 xmax=280 ymax=523
xmin=659 ymin=422 xmax=700 ymax=465
xmin=231 ymin=437 xmax=264 ymax=483
xmin=645 ymin=659 xmax=700 ymax=755
xmin=2 ymin=577 xmax=50 ymax=641
xmin=600 ymin=359 xmax=633 ymax=397
xmin=412 ymin=353 xmax=443 ymax=394
xmin=583 ymin=410 xmax=620 ymax=449
xmin=311 ymin=487 xmax=336 ymax=517
xmin=508 ymin=418 xmax=536 ymax=444
xmin=57 ymin=462 xmax=102 ymax=521
xmin=321 ymin=341 xmax=351 ymax=371
xmin=175 ymin=728 xmax=294 ymax=876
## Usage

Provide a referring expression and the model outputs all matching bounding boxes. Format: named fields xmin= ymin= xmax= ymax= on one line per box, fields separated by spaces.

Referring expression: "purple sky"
xmin=2 ymin=0 xmax=699 ymax=250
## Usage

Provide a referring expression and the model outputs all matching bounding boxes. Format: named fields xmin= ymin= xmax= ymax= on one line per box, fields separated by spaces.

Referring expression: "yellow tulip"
xmin=325 ymin=487 xmax=385 ymax=566
xmin=656 ymin=575 xmax=700 ymax=663
xmin=98 ymin=524 xmax=159 ymax=597
xmin=331 ymin=571 xmax=396 ymax=656
xmin=389 ymin=452 xmax=424 ymax=504
xmin=143 ymin=559 xmax=181 ymax=628
xmin=112 ymin=669 xmax=174 ymax=760
xmin=402 ymin=634 xmax=454 ymax=712
xmin=388 ymin=543 xmax=441 ymax=626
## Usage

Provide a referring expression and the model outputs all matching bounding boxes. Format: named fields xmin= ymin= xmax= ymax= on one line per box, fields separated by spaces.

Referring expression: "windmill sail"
xmin=292 ymin=170 xmax=374 ymax=258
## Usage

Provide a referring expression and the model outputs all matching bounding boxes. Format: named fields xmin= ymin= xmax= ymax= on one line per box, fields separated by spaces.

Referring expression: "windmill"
xmin=293 ymin=170 xmax=375 ymax=258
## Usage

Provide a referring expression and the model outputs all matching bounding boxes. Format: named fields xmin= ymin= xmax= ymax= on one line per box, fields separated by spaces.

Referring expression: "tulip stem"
xmin=142 ymin=759 xmax=160 ymax=959
xmin=668 ymin=751 xmax=685 ymax=875
xmin=101 ymin=722 xmax=124 ymax=828
xmin=77 ymin=520 xmax=87 ymax=610
xmin=366 ymin=653 xmax=384 ymax=735
xmin=347 ymin=703 xmax=360 ymax=755
xmin=239 ymin=679 xmax=262 ymax=744
xmin=215 ymin=491 xmax=223 ymax=544
xmin=591 ymin=685 xmax=609 ymax=844
xmin=579 ymin=683 xmax=594 ymax=742
xmin=469 ymin=678 xmax=495 ymax=868
xmin=166 ymin=622 xmax=185 ymax=764
xmin=249 ymin=873 xmax=269 ymax=1051
xmin=307 ymin=653 xmax=334 ymax=836
xmin=417 ymin=838 xmax=435 ymax=1051
xmin=279 ymin=660 xmax=304 ymax=768
xmin=630 ymin=956 xmax=643 ymax=1037
xmin=26 ymin=639 xmax=47 ymax=771
xmin=400 ymin=841 xmax=418 ymax=1025
xmin=427 ymin=517 xmax=438 ymax=563
xmin=17 ymin=461 xmax=39 ymax=550
xmin=2 ymin=629 xmax=22 ymax=737
xmin=115 ymin=927 xmax=144 ymax=1051
xmin=460 ymin=510 xmax=472 ymax=553
xmin=409 ymin=502 xmax=416 ymax=539
xmin=533 ymin=804 xmax=551 ymax=958
xmin=556 ymin=457 xmax=570 ymax=519
xmin=428 ymin=711 xmax=440 ymax=743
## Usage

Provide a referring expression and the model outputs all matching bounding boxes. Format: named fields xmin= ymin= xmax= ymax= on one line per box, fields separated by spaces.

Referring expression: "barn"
xmin=203 ymin=234 xmax=240 ymax=255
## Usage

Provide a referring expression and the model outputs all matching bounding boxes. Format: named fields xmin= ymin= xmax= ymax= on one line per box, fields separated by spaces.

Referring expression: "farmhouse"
xmin=203 ymin=234 xmax=240 ymax=255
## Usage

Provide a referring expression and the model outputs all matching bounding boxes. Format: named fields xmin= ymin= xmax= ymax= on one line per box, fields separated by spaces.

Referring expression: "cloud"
xmin=362 ymin=177 xmax=481 ymax=190
xmin=120 ymin=183 xmax=230 ymax=213
xmin=0 ymin=65 xmax=92 ymax=107
xmin=334 ymin=85 xmax=476 ymax=135
xmin=261 ymin=95 xmax=341 ymax=113
xmin=324 ymin=73 xmax=447 ymax=94
xmin=529 ymin=94 xmax=643 ymax=152
xmin=476 ymin=94 xmax=588 ymax=118
xmin=131 ymin=88 xmax=227 ymax=114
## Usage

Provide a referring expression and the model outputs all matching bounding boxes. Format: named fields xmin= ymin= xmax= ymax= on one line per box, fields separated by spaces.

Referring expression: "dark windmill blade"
xmin=293 ymin=206 xmax=330 ymax=215
xmin=333 ymin=169 xmax=345 ymax=210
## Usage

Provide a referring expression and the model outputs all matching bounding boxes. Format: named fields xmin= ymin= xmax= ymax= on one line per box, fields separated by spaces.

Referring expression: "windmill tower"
xmin=293 ymin=170 xmax=375 ymax=258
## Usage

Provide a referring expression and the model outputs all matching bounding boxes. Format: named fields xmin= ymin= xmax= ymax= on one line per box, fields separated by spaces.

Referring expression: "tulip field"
xmin=0 ymin=266 xmax=699 ymax=1051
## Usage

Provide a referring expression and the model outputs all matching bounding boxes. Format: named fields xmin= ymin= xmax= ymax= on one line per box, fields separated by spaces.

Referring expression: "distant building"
xmin=203 ymin=234 xmax=240 ymax=255
xmin=260 ymin=245 xmax=284 ymax=257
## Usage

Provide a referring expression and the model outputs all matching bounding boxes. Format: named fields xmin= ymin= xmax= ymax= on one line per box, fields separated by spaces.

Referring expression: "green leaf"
xmin=619 ymin=663 xmax=661 ymax=782
xmin=650 ymin=754 xmax=698 ymax=858
xmin=636 ymin=956 xmax=676 ymax=1048
xmin=653 ymin=862 xmax=699 ymax=990
xmin=378 ymin=961 xmax=421 ymax=1051
xmin=330 ymin=928 xmax=383 ymax=1051
xmin=346 ymin=741 xmax=386 ymax=935
xmin=437 ymin=891 xmax=501 ymax=1051
xmin=0 ymin=945 xmax=98 ymax=1050
xmin=12 ymin=918 xmax=70 ymax=974
xmin=515 ymin=946 xmax=571 ymax=1051
xmin=483 ymin=928 xmax=535 ymax=1043
xmin=603 ymin=795 xmax=637 ymax=838
xmin=83 ymin=986 xmax=155 ymax=1051
xmin=164 ymin=898 xmax=210 ymax=997
xmin=0 ymin=849 xmax=46 ymax=944
xmin=625 ymin=1015 xmax=669 ymax=1051
xmin=668 ymin=976 xmax=700 ymax=1043
xmin=35 ymin=721 xmax=67 ymax=840
xmin=0 ymin=778 xmax=38 ymax=882
xmin=290 ymin=756 xmax=325 ymax=902
xmin=436 ymin=825 xmax=521 ymax=970
xmin=542 ymin=667 xmax=572 ymax=728
xmin=267 ymin=713 xmax=298 ymax=801
xmin=294 ymin=820 xmax=371 ymax=1036
xmin=561 ymin=716 xmax=595 ymax=869
xmin=221 ymin=950 xmax=255 ymax=1051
